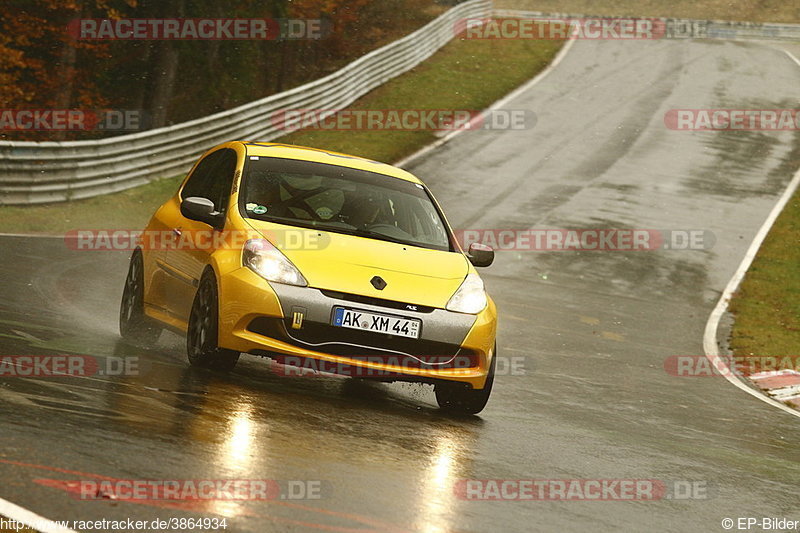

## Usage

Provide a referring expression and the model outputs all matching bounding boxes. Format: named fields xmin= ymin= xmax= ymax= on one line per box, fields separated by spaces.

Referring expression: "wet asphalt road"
xmin=2 ymin=38 xmax=800 ymax=532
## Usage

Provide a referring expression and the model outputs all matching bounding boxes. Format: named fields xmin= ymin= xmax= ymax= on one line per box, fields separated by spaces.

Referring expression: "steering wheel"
xmin=367 ymin=223 xmax=398 ymax=232
xmin=367 ymin=223 xmax=415 ymax=241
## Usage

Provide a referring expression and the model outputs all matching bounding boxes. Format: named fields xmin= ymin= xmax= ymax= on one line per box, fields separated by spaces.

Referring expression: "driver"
xmin=342 ymin=187 xmax=390 ymax=228
xmin=246 ymin=172 xmax=324 ymax=220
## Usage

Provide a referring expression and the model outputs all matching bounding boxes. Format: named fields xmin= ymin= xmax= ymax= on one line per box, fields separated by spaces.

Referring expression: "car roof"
xmin=239 ymin=142 xmax=423 ymax=184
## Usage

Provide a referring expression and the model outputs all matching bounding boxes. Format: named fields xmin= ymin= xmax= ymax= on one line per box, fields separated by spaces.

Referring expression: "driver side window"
xmin=181 ymin=148 xmax=238 ymax=214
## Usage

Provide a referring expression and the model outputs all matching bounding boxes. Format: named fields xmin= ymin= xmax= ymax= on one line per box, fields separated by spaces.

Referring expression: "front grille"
xmin=246 ymin=316 xmax=477 ymax=369
xmin=319 ymin=290 xmax=436 ymax=313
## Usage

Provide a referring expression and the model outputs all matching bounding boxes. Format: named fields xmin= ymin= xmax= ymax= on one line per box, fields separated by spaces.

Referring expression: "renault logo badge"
xmin=370 ymin=276 xmax=387 ymax=290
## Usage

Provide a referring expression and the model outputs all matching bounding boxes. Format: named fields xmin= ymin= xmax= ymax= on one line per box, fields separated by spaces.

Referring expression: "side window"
xmin=205 ymin=150 xmax=237 ymax=214
xmin=182 ymin=151 xmax=221 ymax=201
xmin=181 ymin=148 xmax=238 ymax=214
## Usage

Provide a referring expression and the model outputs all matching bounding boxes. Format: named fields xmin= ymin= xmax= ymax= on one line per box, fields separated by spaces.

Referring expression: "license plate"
xmin=332 ymin=307 xmax=421 ymax=339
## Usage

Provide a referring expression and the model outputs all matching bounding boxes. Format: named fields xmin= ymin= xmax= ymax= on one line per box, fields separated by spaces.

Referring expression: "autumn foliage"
xmin=0 ymin=0 xmax=447 ymax=141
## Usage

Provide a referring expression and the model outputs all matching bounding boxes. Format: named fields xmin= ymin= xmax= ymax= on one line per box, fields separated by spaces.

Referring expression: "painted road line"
xmin=702 ymin=50 xmax=800 ymax=419
xmin=785 ymin=49 xmax=800 ymax=67
xmin=395 ymin=26 xmax=578 ymax=169
xmin=0 ymin=497 xmax=77 ymax=533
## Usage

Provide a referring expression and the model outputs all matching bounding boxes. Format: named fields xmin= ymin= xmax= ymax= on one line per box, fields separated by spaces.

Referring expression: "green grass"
xmin=278 ymin=37 xmax=562 ymax=162
xmin=0 ymin=35 xmax=562 ymax=234
xmin=728 ymin=190 xmax=800 ymax=357
xmin=0 ymin=176 xmax=183 ymax=234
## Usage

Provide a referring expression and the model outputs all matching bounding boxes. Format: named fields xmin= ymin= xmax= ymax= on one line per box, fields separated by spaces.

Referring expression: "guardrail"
xmin=0 ymin=0 xmax=490 ymax=205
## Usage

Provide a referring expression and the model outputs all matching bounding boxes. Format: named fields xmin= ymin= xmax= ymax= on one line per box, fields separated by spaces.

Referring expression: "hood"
xmin=246 ymin=219 xmax=469 ymax=308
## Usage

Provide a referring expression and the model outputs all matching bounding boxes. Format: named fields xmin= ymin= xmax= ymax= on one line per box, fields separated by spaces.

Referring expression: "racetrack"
xmin=2 ymin=37 xmax=800 ymax=532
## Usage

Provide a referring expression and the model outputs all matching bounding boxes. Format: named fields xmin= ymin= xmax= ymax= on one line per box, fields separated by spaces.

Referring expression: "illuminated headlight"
xmin=446 ymin=273 xmax=487 ymax=314
xmin=243 ymin=239 xmax=307 ymax=287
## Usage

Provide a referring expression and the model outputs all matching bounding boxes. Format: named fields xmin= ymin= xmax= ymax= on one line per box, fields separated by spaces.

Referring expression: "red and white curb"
xmin=749 ymin=370 xmax=800 ymax=408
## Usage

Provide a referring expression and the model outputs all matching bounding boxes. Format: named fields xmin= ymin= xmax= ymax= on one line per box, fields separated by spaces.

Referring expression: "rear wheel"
xmin=187 ymin=271 xmax=240 ymax=372
xmin=119 ymin=250 xmax=161 ymax=346
xmin=435 ymin=346 xmax=496 ymax=415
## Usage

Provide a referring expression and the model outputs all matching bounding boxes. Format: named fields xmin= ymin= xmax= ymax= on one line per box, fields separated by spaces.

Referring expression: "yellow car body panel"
xmin=244 ymin=219 xmax=469 ymax=308
xmin=214 ymin=266 xmax=497 ymax=389
xmin=242 ymin=142 xmax=422 ymax=184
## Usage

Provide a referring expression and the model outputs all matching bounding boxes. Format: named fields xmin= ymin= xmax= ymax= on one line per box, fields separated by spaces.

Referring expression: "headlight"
xmin=243 ymin=239 xmax=307 ymax=287
xmin=446 ymin=273 xmax=487 ymax=314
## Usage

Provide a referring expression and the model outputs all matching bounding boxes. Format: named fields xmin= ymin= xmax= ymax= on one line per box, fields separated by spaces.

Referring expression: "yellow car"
xmin=119 ymin=142 xmax=498 ymax=414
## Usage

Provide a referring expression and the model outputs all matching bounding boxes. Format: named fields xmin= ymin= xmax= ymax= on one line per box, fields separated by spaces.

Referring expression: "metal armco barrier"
xmin=0 ymin=0 xmax=490 ymax=205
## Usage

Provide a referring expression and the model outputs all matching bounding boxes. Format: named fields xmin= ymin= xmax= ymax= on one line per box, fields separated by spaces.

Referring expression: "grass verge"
xmin=0 ymin=35 xmax=563 ymax=234
xmin=0 ymin=177 xmax=183 ymax=234
xmin=728 ymin=187 xmax=800 ymax=357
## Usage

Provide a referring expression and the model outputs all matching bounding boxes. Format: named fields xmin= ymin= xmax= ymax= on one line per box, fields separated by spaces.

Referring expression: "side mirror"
xmin=180 ymin=197 xmax=223 ymax=228
xmin=467 ymin=242 xmax=494 ymax=267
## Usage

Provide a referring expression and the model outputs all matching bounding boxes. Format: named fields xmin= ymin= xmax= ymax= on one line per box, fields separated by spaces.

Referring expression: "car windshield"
xmin=240 ymin=156 xmax=452 ymax=251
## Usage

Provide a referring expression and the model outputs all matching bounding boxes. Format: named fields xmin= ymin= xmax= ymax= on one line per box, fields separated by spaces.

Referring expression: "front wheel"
xmin=119 ymin=250 xmax=161 ymax=346
xmin=435 ymin=346 xmax=496 ymax=415
xmin=187 ymin=271 xmax=240 ymax=372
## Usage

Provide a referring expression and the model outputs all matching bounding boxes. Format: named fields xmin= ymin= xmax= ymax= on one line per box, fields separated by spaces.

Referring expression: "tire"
xmin=119 ymin=250 xmax=161 ymax=346
xmin=435 ymin=345 xmax=496 ymax=415
xmin=187 ymin=271 xmax=240 ymax=372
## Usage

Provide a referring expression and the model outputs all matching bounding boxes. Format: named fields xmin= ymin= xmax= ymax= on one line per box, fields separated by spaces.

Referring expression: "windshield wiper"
xmin=246 ymin=214 xmax=355 ymax=232
xmin=349 ymin=228 xmax=411 ymax=246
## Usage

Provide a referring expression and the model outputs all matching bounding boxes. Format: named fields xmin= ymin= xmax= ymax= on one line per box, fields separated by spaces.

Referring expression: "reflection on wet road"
xmin=0 ymin=236 xmax=485 ymax=532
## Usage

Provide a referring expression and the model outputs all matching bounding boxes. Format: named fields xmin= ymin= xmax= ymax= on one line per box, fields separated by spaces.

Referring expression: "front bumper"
xmin=217 ymin=267 xmax=497 ymax=389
